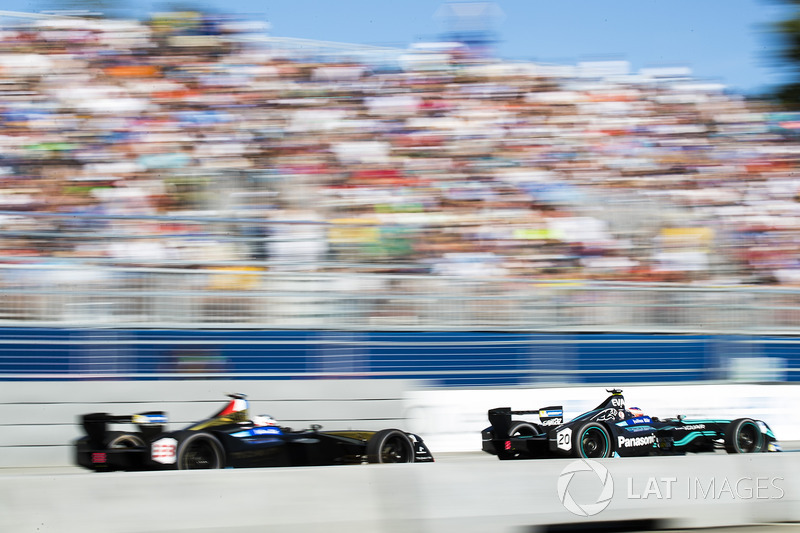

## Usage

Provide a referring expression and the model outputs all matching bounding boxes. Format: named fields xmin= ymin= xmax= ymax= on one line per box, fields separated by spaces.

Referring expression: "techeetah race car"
xmin=76 ymin=393 xmax=434 ymax=471
xmin=482 ymin=389 xmax=780 ymax=460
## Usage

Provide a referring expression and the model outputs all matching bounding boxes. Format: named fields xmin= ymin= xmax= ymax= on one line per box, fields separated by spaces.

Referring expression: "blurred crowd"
xmin=1 ymin=12 xmax=800 ymax=285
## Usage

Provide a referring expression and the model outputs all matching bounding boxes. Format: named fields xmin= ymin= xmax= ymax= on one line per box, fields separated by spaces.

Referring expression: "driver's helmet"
xmin=628 ymin=406 xmax=645 ymax=418
xmin=252 ymin=414 xmax=277 ymax=427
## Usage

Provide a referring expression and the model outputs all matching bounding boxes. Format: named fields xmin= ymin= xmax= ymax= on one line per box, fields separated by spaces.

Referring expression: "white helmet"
xmin=252 ymin=414 xmax=277 ymax=427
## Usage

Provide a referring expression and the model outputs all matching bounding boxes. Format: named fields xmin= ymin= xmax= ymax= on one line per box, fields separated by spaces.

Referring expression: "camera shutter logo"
xmin=557 ymin=459 xmax=614 ymax=517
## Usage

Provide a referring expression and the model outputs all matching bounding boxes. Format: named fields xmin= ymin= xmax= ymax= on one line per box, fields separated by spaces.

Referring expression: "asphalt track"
xmin=2 ymin=448 xmax=800 ymax=533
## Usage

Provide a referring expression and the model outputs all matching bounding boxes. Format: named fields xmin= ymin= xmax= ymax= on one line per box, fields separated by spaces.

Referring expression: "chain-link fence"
xmin=2 ymin=263 xmax=800 ymax=334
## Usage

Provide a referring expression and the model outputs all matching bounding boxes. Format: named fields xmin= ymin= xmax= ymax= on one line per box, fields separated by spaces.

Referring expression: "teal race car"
xmin=482 ymin=389 xmax=781 ymax=460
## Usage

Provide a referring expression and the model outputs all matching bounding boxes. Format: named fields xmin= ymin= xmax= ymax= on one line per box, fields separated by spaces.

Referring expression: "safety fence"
xmin=0 ymin=328 xmax=797 ymax=385
xmin=1 ymin=262 xmax=800 ymax=333
xmin=2 ymin=264 xmax=800 ymax=334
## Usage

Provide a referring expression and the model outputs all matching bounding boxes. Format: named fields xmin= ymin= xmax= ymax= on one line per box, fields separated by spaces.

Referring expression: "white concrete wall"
xmin=0 ymin=379 xmax=411 ymax=468
xmin=1 ymin=453 xmax=798 ymax=532
xmin=3 ymin=381 xmax=799 ymax=467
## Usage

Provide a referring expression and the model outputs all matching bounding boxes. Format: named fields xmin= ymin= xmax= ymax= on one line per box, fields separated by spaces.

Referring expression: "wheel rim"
xmin=182 ymin=439 xmax=219 ymax=469
xmin=581 ymin=427 xmax=608 ymax=458
xmin=381 ymin=435 xmax=411 ymax=463
xmin=737 ymin=423 xmax=760 ymax=453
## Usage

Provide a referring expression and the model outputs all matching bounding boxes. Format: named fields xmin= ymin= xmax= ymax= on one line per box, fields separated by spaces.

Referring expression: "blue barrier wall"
xmin=0 ymin=328 xmax=797 ymax=385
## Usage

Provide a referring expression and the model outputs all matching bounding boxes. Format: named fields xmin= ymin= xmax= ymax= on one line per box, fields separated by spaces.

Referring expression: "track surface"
xmin=1 ymin=442 xmax=799 ymax=475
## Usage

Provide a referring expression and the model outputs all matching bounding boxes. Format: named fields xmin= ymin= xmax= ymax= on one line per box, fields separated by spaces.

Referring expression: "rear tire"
xmin=497 ymin=421 xmax=541 ymax=460
xmin=105 ymin=431 xmax=145 ymax=449
xmin=177 ymin=433 xmax=225 ymax=469
xmin=572 ymin=422 xmax=613 ymax=458
xmin=508 ymin=421 xmax=541 ymax=437
xmin=724 ymin=418 xmax=764 ymax=454
xmin=366 ymin=429 xmax=414 ymax=463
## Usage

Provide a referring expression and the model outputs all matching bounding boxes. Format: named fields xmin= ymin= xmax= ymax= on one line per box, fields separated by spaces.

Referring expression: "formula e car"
xmin=482 ymin=389 xmax=780 ymax=460
xmin=76 ymin=393 xmax=434 ymax=471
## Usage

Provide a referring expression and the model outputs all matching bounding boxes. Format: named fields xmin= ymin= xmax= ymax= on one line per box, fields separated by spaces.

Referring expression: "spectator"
xmin=0 ymin=11 xmax=798 ymax=287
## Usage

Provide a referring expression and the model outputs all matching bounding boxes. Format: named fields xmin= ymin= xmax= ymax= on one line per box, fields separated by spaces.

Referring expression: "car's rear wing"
xmin=488 ymin=405 xmax=563 ymax=437
xmin=81 ymin=412 xmax=167 ymax=446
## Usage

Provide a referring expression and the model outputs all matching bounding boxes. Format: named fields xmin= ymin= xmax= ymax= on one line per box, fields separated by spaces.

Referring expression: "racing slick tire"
xmin=176 ymin=432 xmax=225 ymax=470
xmin=724 ymin=418 xmax=764 ymax=454
xmin=105 ymin=431 xmax=145 ymax=449
xmin=508 ymin=421 xmax=541 ymax=437
xmin=366 ymin=429 xmax=414 ymax=463
xmin=571 ymin=421 xmax=613 ymax=459
xmin=498 ymin=421 xmax=541 ymax=460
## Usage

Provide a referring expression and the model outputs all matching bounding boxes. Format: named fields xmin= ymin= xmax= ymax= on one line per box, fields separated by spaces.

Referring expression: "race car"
xmin=76 ymin=393 xmax=434 ymax=471
xmin=482 ymin=389 xmax=780 ymax=460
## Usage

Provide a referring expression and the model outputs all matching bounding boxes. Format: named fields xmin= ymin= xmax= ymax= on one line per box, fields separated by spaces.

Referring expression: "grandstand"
xmin=0 ymin=9 xmax=798 ymax=383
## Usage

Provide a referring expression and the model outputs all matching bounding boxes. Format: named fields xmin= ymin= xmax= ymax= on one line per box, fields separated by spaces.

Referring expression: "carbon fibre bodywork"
xmin=76 ymin=394 xmax=434 ymax=471
xmin=482 ymin=389 xmax=780 ymax=460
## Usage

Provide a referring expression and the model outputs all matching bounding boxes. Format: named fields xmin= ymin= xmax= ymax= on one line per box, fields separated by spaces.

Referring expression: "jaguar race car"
xmin=482 ymin=389 xmax=781 ymax=460
xmin=76 ymin=393 xmax=434 ymax=471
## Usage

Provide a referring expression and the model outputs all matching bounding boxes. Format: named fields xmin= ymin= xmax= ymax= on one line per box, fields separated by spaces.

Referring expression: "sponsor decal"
xmin=232 ymin=427 xmax=283 ymax=438
xmin=611 ymin=397 xmax=624 ymax=408
xmin=617 ymin=435 xmax=656 ymax=448
xmin=151 ymin=437 xmax=177 ymax=464
xmin=595 ymin=408 xmax=617 ymax=422
xmin=132 ymin=414 xmax=168 ymax=425
xmin=540 ymin=409 xmax=563 ymax=418
xmin=679 ymin=424 xmax=706 ymax=431
xmin=617 ymin=416 xmax=653 ymax=426
xmin=673 ymin=431 xmax=717 ymax=447
xmin=541 ymin=418 xmax=563 ymax=427
xmin=253 ymin=427 xmax=282 ymax=435
xmin=624 ymin=425 xmax=655 ymax=433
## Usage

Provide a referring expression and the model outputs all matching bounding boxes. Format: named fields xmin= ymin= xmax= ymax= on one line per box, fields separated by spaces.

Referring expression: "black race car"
xmin=76 ymin=393 xmax=434 ymax=471
xmin=482 ymin=389 xmax=781 ymax=460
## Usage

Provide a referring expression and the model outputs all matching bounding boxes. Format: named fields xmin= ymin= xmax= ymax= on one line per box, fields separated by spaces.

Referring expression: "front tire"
xmin=724 ymin=418 xmax=764 ymax=454
xmin=366 ymin=429 xmax=414 ymax=463
xmin=572 ymin=422 xmax=613 ymax=458
xmin=177 ymin=433 xmax=225 ymax=469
